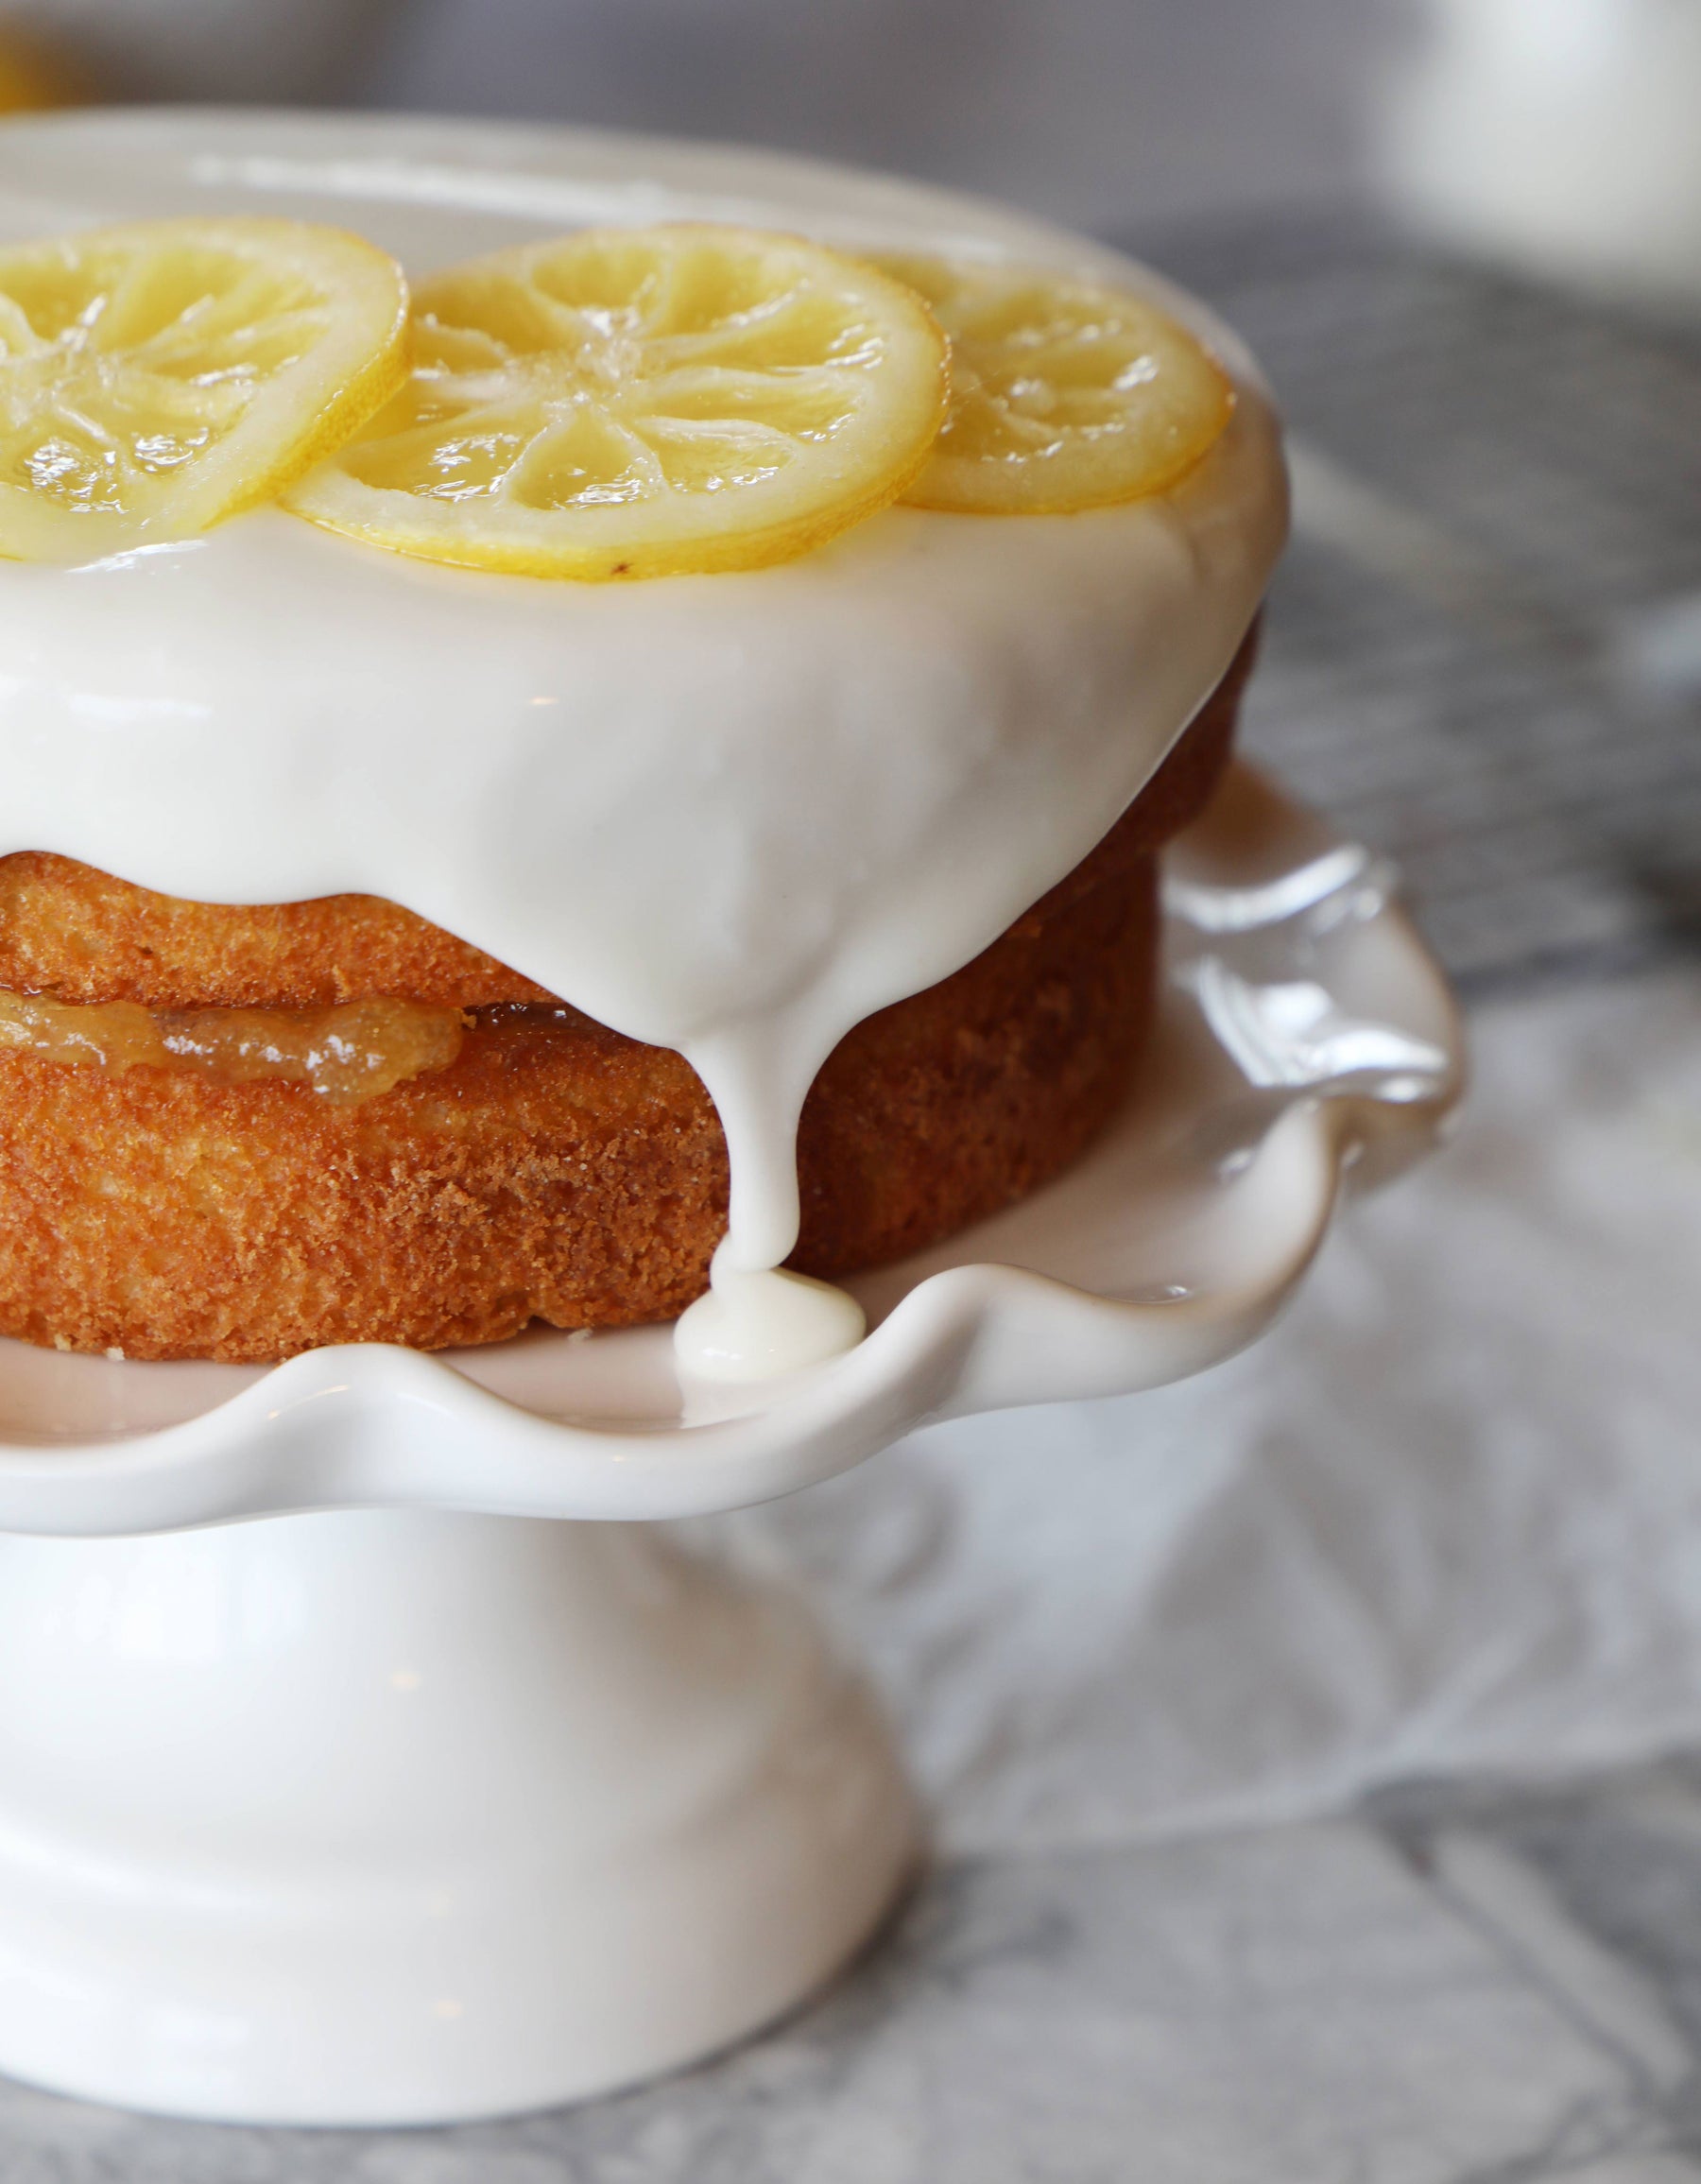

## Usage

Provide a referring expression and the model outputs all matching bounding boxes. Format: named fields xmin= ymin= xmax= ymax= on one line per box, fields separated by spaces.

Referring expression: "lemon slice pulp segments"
xmin=284 ymin=224 xmax=949 ymax=581
xmin=0 ymin=217 xmax=409 ymax=561
xmin=881 ymin=254 xmax=1234 ymax=516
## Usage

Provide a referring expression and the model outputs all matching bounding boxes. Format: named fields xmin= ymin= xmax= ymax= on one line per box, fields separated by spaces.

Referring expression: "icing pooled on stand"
xmin=675 ymin=1246 xmax=868 ymax=1386
xmin=0 ymin=112 xmax=1288 ymax=1385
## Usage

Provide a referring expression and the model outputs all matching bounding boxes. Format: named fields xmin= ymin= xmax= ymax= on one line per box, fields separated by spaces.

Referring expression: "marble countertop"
xmin=9 ymin=1757 xmax=1701 ymax=2180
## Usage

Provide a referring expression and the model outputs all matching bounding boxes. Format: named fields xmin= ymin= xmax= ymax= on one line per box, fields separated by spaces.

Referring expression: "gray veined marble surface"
xmin=13 ymin=1763 xmax=1701 ymax=2180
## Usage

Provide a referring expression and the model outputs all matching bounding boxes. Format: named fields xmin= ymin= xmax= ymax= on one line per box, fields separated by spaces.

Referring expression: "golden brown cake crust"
xmin=0 ymin=625 xmax=1253 ymax=1361
xmin=0 ymin=856 xmax=1160 ymax=1361
xmin=0 ymin=859 xmax=557 ymax=1009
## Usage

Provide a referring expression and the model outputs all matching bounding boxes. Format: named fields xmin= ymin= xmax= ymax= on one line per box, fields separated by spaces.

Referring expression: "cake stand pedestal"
xmin=0 ymin=1511 xmax=916 ymax=2123
xmin=0 ymin=767 xmax=1463 ymax=2126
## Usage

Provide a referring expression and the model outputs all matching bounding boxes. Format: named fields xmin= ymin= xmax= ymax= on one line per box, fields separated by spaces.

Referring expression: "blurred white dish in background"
xmin=0 ymin=0 xmax=393 ymax=100
xmin=1379 ymin=0 xmax=1701 ymax=307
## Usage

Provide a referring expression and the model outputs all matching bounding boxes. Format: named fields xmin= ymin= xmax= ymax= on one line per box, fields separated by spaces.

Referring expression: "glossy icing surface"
xmin=0 ymin=112 xmax=1287 ymax=1375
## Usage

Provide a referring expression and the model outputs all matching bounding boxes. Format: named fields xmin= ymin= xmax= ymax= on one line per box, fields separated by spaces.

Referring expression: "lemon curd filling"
xmin=0 ymin=989 xmax=464 ymax=1103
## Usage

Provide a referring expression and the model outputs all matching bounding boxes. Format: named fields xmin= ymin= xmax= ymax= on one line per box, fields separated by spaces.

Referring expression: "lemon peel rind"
xmin=217 ymin=250 xmax=413 ymax=518
xmin=282 ymin=417 xmax=943 ymax=582
xmin=898 ymin=416 xmax=1233 ymax=518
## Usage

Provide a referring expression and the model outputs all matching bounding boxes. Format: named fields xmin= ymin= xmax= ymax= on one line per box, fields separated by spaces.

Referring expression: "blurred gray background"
xmin=362 ymin=0 xmax=1402 ymax=235
xmin=5 ymin=0 xmax=1410 ymax=234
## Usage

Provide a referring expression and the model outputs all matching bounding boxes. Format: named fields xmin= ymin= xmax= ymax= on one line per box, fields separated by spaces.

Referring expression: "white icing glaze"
xmin=675 ymin=1246 xmax=868 ymax=1386
xmin=0 ymin=112 xmax=1288 ymax=1380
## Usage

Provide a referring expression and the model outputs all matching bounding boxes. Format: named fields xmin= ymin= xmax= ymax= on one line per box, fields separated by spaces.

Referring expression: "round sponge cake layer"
xmin=0 ymin=646 xmax=1245 ymax=1362
xmin=0 ymin=855 xmax=1155 ymax=1362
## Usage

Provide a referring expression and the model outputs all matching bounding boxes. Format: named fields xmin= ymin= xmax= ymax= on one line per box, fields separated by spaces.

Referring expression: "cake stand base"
xmin=0 ymin=1507 xmax=919 ymax=2125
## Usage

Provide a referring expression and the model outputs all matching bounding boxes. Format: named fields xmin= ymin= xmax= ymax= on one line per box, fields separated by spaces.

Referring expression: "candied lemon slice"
xmin=0 ymin=217 xmax=409 ymax=560
xmin=881 ymin=254 xmax=1234 ymax=515
xmin=283 ymin=224 xmax=949 ymax=581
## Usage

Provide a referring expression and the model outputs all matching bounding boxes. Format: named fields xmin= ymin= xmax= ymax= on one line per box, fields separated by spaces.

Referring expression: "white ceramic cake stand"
xmin=0 ymin=766 xmax=1462 ymax=2127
